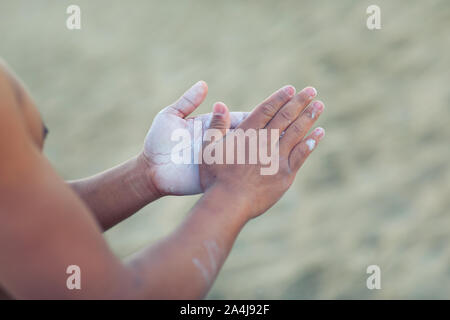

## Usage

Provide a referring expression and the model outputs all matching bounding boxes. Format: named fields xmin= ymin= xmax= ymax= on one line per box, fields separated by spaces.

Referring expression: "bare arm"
xmin=127 ymin=184 xmax=249 ymax=298
xmin=0 ymin=82 xmax=324 ymax=299
xmin=68 ymin=154 xmax=161 ymax=231
xmin=0 ymin=140 xmax=248 ymax=299
xmin=0 ymin=63 xmax=254 ymax=299
xmin=68 ymin=81 xmax=248 ymax=230
xmin=0 ymin=86 xmax=246 ymax=299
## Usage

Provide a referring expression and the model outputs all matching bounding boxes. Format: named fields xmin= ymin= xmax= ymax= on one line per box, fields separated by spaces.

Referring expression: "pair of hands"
xmin=142 ymin=81 xmax=325 ymax=220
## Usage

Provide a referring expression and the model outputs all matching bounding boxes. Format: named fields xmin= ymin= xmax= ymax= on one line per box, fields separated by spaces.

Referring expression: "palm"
xmin=144 ymin=112 xmax=209 ymax=195
xmin=142 ymin=81 xmax=247 ymax=195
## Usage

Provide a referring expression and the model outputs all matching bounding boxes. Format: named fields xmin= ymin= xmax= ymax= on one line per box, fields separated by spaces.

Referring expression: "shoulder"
xmin=0 ymin=63 xmax=20 ymax=112
xmin=0 ymin=63 xmax=36 ymax=182
xmin=0 ymin=60 xmax=24 ymax=128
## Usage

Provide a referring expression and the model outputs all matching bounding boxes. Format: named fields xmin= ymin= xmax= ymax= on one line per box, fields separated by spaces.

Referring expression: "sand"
xmin=1 ymin=0 xmax=449 ymax=299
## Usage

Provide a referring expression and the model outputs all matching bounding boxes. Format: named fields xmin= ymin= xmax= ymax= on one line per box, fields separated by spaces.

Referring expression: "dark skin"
xmin=0 ymin=60 xmax=324 ymax=299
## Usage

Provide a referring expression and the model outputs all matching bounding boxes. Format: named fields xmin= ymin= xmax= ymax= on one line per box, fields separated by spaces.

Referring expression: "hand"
xmin=199 ymin=85 xmax=325 ymax=220
xmin=141 ymin=81 xmax=248 ymax=196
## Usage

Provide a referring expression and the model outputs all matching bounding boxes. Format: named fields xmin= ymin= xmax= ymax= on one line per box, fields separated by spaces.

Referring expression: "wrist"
xmin=128 ymin=153 xmax=163 ymax=202
xmin=202 ymin=183 xmax=253 ymax=225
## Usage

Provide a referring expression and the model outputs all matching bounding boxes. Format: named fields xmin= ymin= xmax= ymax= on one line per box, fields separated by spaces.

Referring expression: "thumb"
xmin=164 ymin=80 xmax=208 ymax=118
xmin=208 ymin=102 xmax=231 ymax=136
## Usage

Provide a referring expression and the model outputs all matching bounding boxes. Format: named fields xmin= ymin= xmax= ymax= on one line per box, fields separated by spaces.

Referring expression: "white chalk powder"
xmin=306 ymin=139 xmax=316 ymax=151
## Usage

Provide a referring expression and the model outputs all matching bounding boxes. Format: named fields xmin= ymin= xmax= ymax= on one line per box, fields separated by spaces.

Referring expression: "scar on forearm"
xmin=204 ymin=240 xmax=220 ymax=273
xmin=192 ymin=257 xmax=211 ymax=284
xmin=192 ymin=240 xmax=222 ymax=285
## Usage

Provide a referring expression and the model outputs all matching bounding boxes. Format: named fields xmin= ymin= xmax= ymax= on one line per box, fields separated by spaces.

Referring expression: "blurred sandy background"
xmin=1 ymin=0 xmax=450 ymax=299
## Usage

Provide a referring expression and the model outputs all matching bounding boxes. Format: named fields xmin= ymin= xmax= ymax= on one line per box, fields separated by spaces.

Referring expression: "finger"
xmin=280 ymin=100 xmax=324 ymax=155
xmin=238 ymin=85 xmax=295 ymax=130
xmin=265 ymin=86 xmax=317 ymax=133
xmin=187 ymin=111 xmax=247 ymax=132
xmin=229 ymin=112 xmax=249 ymax=128
xmin=289 ymin=127 xmax=325 ymax=172
xmin=202 ymin=102 xmax=230 ymax=165
xmin=163 ymin=80 xmax=208 ymax=118
xmin=207 ymin=102 xmax=231 ymax=136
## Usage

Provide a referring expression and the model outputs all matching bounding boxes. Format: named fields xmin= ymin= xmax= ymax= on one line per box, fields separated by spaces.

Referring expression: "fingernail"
xmin=313 ymin=101 xmax=324 ymax=110
xmin=193 ymin=80 xmax=206 ymax=93
xmin=310 ymin=101 xmax=324 ymax=118
xmin=194 ymin=80 xmax=205 ymax=87
xmin=313 ymin=127 xmax=325 ymax=140
xmin=284 ymin=85 xmax=296 ymax=97
xmin=213 ymin=103 xmax=226 ymax=115
xmin=305 ymin=87 xmax=317 ymax=98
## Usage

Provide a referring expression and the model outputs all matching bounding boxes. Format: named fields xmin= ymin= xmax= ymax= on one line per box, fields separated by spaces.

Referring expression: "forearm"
xmin=125 ymin=184 xmax=250 ymax=299
xmin=69 ymin=154 xmax=161 ymax=230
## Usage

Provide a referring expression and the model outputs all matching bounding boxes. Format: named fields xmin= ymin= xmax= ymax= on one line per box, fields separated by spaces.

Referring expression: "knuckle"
xmin=181 ymin=94 xmax=195 ymax=107
xmin=279 ymin=109 xmax=294 ymax=122
xmin=210 ymin=118 xmax=226 ymax=129
xmin=162 ymin=105 xmax=183 ymax=117
xmin=290 ymin=122 xmax=304 ymax=135
xmin=260 ymin=102 xmax=277 ymax=118
xmin=297 ymin=144 xmax=309 ymax=159
xmin=304 ymin=107 xmax=314 ymax=119
xmin=181 ymin=94 xmax=194 ymax=105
